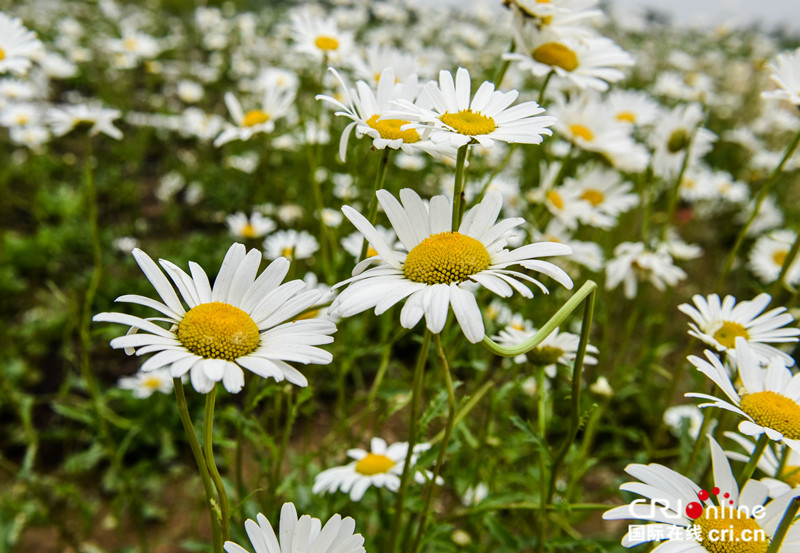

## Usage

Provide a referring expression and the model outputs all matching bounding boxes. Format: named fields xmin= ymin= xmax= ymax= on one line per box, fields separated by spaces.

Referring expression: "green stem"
xmin=766 ymin=496 xmax=800 ymax=553
xmin=482 ymin=281 xmax=597 ymax=357
xmin=660 ymin=144 xmax=692 ymax=241
xmin=359 ymin=149 xmax=392 ymax=261
xmin=736 ymin=434 xmax=769 ymax=490
xmin=204 ymin=386 xmax=230 ymax=542
xmin=452 ymin=145 xmax=469 ymax=231
xmin=546 ymin=284 xmax=595 ymax=506
xmin=717 ymin=127 xmax=800 ymax=288
xmin=536 ymin=363 xmax=548 ymax=553
xmin=639 ymin=165 xmax=654 ymax=243
xmin=411 ymin=334 xmax=456 ymax=553
xmin=768 ymin=230 xmax=800 ymax=299
xmin=537 ymin=70 xmax=555 ymax=106
xmin=387 ymin=330 xmax=432 ymax=553
xmin=492 ymin=38 xmax=515 ymax=87
xmin=683 ymin=409 xmax=714 ymax=475
xmin=174 ymin=380 xmax=222 ymax=552
xmin=429 ymin=380 xmax=494 ymax=445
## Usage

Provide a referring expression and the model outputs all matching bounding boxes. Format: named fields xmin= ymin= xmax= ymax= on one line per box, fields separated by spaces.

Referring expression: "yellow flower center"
xmin=294 ymin=308 xmax=320 ymax=321
xmin=695 ymin=507 xmax=768 ymax=553
xmin=580 ymin=189 xmax=605 ymax=206
xmin=241 ymin=223 xmax=257 ymax=239
xmin=403 ymin=232 xmax=491 ymax=285
xmin=0 ymin=47 xmax=5 ymax=61
xmin=667 ymin=128 xmax=691 ymax=153
xmin=532 ymin=42 xmax=579 ymax=72
xmin=569 ymin=124 xmax=594 ymax=142
xmin=616 ymin=111 xmax=636 ymax=123
xmin=546 ymin=190 xmax=564 ymax=210
xmin=16 ymin=114 xmax=30 ymax=126
xmin=177 ymin=302 xmax=260 ymax=361
xmin=366 ymin=114 xmax=420 ymax=143
xmin=779 ymin=465 xmax=800 ymax=488
xmin=773 ymin=250 xmax=787 ymax=266
xmin=366 ymin=246 xmax=378 ymax=258
xmin=314 ymin=35 xmax=340 ymax=51
xmin=242 ymin=110 xmax=270 ymax=127
xmin=740 ymin=391 xmax=800 ymax=440
xmin=123 ymin=37 xmax=138 ymax=52
xmin=439 ymin=109 xmax=497 ymax=136
xmin=281 ymin=246 xmax=294 ymax=259
xmin=528 ymin=345 xmax=564 ymax=365
xmin=355 ymin=453 xmax=396 ymax=475
xmin=142 ymin=376 xmax=164 ymax=390
xmin=711 ymin=321 xmax=749 ymax=349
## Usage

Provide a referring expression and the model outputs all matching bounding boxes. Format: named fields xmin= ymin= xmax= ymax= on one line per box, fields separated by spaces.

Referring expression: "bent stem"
xmin=174 ymin=380 xmax=222 ymax=552
xmin=359 ymin=148 xmax=392 ymax=261
xmin=387 ymin=329 xmax=432 ymax=553
xmin=717 ymin=127 xmax=800 ymax=288
xmin=411 ymin=334 xmax=456 ymax=553
xmin=736 ymin=434 xmax=769 ymax=491
xmin=452 ymin=145 xmax=469 ymax=231
xmin=204 ymin=386 xmax=230 ymax=542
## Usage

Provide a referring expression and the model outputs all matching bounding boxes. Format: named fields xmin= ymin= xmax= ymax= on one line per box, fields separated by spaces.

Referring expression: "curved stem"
xmin=174 ymin=380 xmax=222 ymax=552
xmin=387 ymin=330 xmax=432 ymax=553
xmin=411 ymin=334 xmax=456 ymax=553
xmin=452 ymin=145 xmax=469 ymax=231
xmin=482 ymin=281 xmax=597 ymax=357
xmin=717 ymin=127 xmax=800 ymax=288
xmin=359 ymin=149 xmax=392 ymax=261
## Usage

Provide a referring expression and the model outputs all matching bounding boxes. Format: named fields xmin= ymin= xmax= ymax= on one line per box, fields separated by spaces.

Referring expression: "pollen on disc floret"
xmin=177 ymin=302 xmax=260 ymax=361
xmin=403 ymin=232 xmax=491 ymax=285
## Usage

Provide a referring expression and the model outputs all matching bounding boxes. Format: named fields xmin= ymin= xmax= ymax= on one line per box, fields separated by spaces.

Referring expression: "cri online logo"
xmin=685 ymin=487 xmax=731 ymax=519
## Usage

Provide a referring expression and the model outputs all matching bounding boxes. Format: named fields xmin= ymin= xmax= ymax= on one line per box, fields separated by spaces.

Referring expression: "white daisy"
xmin=47 ymin=103 xmax=123 ymax=140
xmin=686 ymin=338 xmax=800 ymax=455
xmin=677 ymin=293 xmax=800 ymax=366
xmin=289 ymin=6 xmax=354 ymax=65
xmin=505 ymin=29 xmax=634 ymax=92
xmin=214 ymin=85 xmax=294 ymax=147
xmin=649 ymin=103 xmax=717 ymax=180
xmin=330 ymin=189 xmax=573 ymax=343
xmin=605 ymin=89 xmax=662 ymax=127
xmin=226 ymin=212 xmax=276 ymax=240
xmin=224 ymin=503 xmax=365 ymax=553
xmin=388 ymin=67 xmax=556 ymax=149
xmin=603 ymin=434 xmax=800 ymax=552
xmin=762 ymin=47 xmax=800 ymax=106
xmin=491 ymin=322 xmax=599 ymax=375
xmin=559 ymin=167 xmax=638 ymax=229
xmin=263 ymin=230 xmax=319 ymax=262
xmin=316 ymin=67 xmax=449 ymax=161
xmin=662 ymin=404 xmax=708 ymax=439
xmin=724 ymin=432 xmax=800 ymax=498
xmin=312 ymin=437 xmax=436 ymax=501
xmin=117 ymin=368 xmax=174 ymax=399
xmin=748 ymin=229 xmax=800 ymax=287
xmin=93 ymin=243 xmax=336 ymax=394
xmin=605 ymin=242 xmax=687 ymax=299
xmin=0 ymin=13 xmax=42 ymax=75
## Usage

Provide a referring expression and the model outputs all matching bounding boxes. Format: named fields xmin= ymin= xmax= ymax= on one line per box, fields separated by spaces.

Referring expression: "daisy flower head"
xmin=117 ymin=368 xmax=174 ymax=398
xmin=0 ymin=13 xmax=43 ymax=75
xmin=388 ymin=67 xmax=556 ymax=149
xmin=330 ymin=188 xmax=573 ymax=343
xmin=677 ymin=293 xmax=800 ymax=366
xmin=224 ymin=503 xmax=365 ymax=553
xmin=94 ymin=243 xmax=336 ymax=394
xmin=724 ymin=432 xmax=800 ymax=498
xmin=289 ymin=6 xmax=354 ymax=65
xmin=263 ymin=230 xmax=319 ymax=262
xmin=649 ymin=102 xmax=717 ymax=180
xmin=226 ymin=212 xmax=276 ymax=240
xmin=748 ymin=229 xmax=800 ymax=287
xmin=604 ymin=434 xmax=800 ymax=552
xmin=762 ymin=47 xmax=800 ymax=106
xmin=47 ymin=102 xmax=123 ymax=140
xmin=312 ymin=437 xmax=437 ymax=501
xmin=605 ymin=242 xmax=687 ymax=299
xmin=505 ymin=29 xmax=634 ymax=92
xmin=507 ymin=0 xmax=604 ymax=41
xmin=214 ymin=85 xmax=295 ymax=147
xmin=559 ymin=166 xmax=638 ymax=229
xmin=316 ymin=67 xmax=450 ymax=161
xmin=686 ymin=337 xmax=800 ymax=454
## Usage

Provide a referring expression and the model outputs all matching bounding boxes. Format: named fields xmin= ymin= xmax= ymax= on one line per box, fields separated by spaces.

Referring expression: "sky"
xmin=608 ymin=0 xmax=800 ymax=32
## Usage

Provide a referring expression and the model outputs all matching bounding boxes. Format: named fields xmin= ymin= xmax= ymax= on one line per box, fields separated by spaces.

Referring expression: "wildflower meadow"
xmin=3 ymin=0 xmax=800 ymax=552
